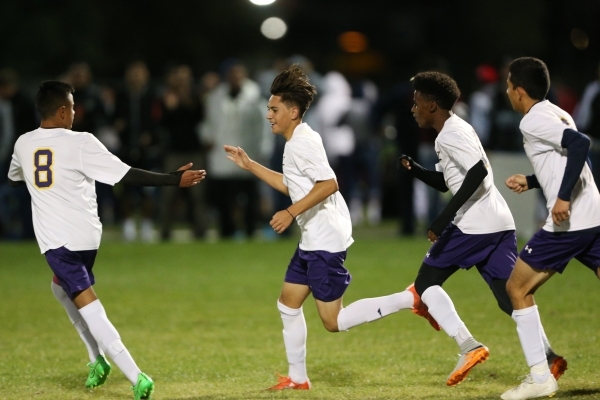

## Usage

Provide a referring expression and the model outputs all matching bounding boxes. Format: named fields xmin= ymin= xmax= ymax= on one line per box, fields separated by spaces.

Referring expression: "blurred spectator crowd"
xmin=1 ymin=56 xmax=600 ymax=242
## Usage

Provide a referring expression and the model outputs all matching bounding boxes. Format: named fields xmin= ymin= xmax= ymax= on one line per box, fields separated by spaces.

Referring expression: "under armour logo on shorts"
xmin=426 ymin=252 xmax=430 ymax=257
xmin=524 ymin=245 xmax=533 ymax=254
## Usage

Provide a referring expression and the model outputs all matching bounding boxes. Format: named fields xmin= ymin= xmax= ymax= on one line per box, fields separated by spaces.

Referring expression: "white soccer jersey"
xmin=520 ymin=100 xmax=600 ymax=232
xmin=435 ymin=114 xmax=515 ymax=234
xmin=8 ymin=128 xmax=130 ymax=253
xmin=282 ymin=123 xmax=354 ymax=252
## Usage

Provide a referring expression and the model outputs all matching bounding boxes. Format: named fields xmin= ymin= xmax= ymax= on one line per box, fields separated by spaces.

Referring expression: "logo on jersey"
xmin=524 ymin=245 xmax=533 ymax=254
xmin=559 ymin=117 xmax=570 ymax=126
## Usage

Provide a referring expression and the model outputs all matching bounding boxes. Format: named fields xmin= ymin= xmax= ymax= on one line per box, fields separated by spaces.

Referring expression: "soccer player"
xmin=501 ymin=57 xmax=600 ymax=400
xmin=397 ymin=71 xmax=565 ymax=386
xmin=8 ymin=81 xmax=206 ymax=400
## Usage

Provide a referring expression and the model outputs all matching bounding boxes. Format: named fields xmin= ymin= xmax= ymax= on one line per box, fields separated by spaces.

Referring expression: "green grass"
xmin=0 ymin=232 xmax=599 ymax=399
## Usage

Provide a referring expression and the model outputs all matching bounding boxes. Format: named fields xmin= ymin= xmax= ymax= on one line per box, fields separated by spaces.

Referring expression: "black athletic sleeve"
xmin=525 ymin=174 xmax=541 ymax=189
xmin=398 ymin=155 xmax=449 ymax=192
xmin=429 ymin=160 xmax=488 ymax=236
xmin=8 ymin=179 xmax=25 ymax=187
xmin=558 ymin=129 xmax=590 ymax=201
xmin=118 ymin=168 xmax=184 ymax=186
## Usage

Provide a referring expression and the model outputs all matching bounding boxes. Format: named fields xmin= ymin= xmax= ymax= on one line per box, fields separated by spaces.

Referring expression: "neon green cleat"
xmin=85 ymin=355 xmax=112 ymax=389
xmin=132 ymin=372 xmax=154 ymax=400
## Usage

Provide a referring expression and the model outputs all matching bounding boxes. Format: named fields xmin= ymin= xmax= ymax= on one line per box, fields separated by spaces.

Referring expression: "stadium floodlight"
xmin=249 ymin=0 xmax=276 ymax=5
xmin=261 ymin=17 xmax=287 ymax=40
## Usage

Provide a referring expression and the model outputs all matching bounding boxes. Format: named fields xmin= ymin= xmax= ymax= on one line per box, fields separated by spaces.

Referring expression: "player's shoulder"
xmin=521 ymin=101 xmax=574 ymax=132
xmin=438 ymin=115 xmax=474 ymax=143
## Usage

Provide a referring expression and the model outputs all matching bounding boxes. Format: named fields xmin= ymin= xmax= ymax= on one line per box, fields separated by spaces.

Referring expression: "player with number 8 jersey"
xmin=8 ymin=80 xmax=206 ymax=400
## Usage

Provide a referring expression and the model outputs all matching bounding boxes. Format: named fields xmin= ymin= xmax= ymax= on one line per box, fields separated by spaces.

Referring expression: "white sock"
xmin=51 ymin=282 xmax=101 ymax=363
xmin=78 ymin=300 xmax=141 ymax=384
xmin=512 ymin=305 xmax=550 ymax=383
xmin=337 ymin=291 xmax=413 ymax=331
xmin=540 ymin=323 xmax=552 ymax=356
xmin=277 ymin=301 xmax=308 ymax=384
xmin=421 ymin=286 xmax=479 ymax=353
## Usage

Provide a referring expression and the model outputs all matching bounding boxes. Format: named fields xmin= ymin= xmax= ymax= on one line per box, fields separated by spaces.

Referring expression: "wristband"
xmin=286 ymin=208 xmax=296 ymax=220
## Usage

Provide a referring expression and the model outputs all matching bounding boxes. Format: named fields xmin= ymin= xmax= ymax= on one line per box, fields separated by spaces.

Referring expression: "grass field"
xmin=1 ymin=229 xmax=599 ymax=400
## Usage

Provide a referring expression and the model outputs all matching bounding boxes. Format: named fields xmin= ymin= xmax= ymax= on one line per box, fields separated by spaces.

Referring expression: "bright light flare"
xmin=261 ymin=17 xmax=287 ymax=40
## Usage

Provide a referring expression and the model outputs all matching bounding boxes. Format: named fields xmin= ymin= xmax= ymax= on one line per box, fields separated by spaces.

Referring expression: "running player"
xmin=8 ymin=80 xmax=206 ymax=400
xmin=501 ymin=57 xmax=600 ymax=400
xmin=397 ymin=71 xmax=565 ymax=386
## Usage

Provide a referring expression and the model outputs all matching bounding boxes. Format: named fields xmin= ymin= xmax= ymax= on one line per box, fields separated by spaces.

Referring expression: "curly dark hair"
xmin=35 ymin=80 xmax=74 ymax=119
xmin=270 ymin=64 xmax=317 ymax=117
xmin=410 ymin=71 xmax=460 ymax=110
xmin=508 ymin=57 xmax=550 ymax=101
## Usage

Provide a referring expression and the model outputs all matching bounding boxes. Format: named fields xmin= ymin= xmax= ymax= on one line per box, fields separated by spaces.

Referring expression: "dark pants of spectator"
xmin=160 ymin=152 xmax=208 ymax=240
xmin=209 ymin=178 xmax=259 ymax=239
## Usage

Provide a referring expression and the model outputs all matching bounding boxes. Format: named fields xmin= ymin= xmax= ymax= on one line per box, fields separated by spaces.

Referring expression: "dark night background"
xmin=1 ymin=0 xmax=600 ymax=93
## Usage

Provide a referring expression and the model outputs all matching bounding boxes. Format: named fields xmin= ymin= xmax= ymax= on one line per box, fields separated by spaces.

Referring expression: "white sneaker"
xmin=141 ymin=219 xmax=155 ymax=243
xmin=500 ymin=374 xmax=558 ymax=400
xmin=123 ymin=218 xmax=137 ymax=241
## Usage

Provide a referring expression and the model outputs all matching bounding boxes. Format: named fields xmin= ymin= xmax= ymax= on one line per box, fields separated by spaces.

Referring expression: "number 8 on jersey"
xmin=34 ymin=149 xmax=53 ymax=188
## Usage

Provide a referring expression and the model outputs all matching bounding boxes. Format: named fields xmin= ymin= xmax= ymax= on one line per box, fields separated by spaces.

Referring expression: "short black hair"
xmin=35 ymin=80 xmax=74 ymax=119
xmin=508 ymin=57 xmax=550 ymax=101
xmin=270 ymin=64 xmax=317 ymax=117
xmin=410 ymin=71 xmax=460 ymax=110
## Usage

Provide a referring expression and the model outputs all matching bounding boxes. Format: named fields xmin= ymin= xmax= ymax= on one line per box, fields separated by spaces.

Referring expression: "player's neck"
xmin=282 ymin=119 xmax=302 ymax=141
xmin=40 ymin=119 xmax=67 ymax=129
xmin=432 ymin=110 xmax=453 ymax=133
xmin=523 ymin=98 xmax=543 ymax=114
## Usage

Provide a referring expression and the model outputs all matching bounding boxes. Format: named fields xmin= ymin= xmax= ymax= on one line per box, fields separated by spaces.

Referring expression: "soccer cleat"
xmin=266 ymin=373 xmax=311 ymax=390
xmin=407 ymin=283 xmax=440 ymax=331
xmin=500 ymin=374 xmax=558 ymax=400
xmin=547 ymin=354 xmax=567 ymax=380
xmin=85 ymin=355 xmax=112 ymax=389
xmin=132 ymin=372 xmax=154 ymax=400
xmin=446 ymin=345 xmax=489 ymax=386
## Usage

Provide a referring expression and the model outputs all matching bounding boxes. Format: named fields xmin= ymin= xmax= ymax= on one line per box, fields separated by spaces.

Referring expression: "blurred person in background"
xmin=574 ymin=61 xmax=600 ymax=185
xmin=469 ymin=64 xmax=499 ymax=148
xmin=201 ymin=59 xmax=270 ymax=239
xmin=0 ymin=68 xmax=38 ymax=239
xmin=313 ymin=71 xmax=354 ymax=200
xmin=113 ymin=61 xmax=164 ymax=242
xmin=343 ymin=79 xmax=382 ymax=226
xmin=159 ymin=63 xmax=208 ymax=241
xmin=66 ymin=62 xmax=116 ymax=225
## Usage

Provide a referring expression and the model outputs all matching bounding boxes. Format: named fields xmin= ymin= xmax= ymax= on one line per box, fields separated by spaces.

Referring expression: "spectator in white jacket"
xmin=201 ymin=60 xmax=271 ymax=239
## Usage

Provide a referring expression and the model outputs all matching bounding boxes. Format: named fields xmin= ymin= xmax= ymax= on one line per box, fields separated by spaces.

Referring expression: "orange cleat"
xmin=407 ymin=283 xmax=440 ymax=331
xmin=548 ymin=354 xmax=568 ymax=380
xmin=266 ymin=373 xmax=311 ymax=391
xmin=446 ymin=346 xmax=489 ymax=386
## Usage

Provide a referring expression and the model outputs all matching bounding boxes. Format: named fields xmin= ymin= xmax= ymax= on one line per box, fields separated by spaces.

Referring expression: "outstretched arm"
xmin=224 ymin=145 xmax=289 ymax=195
xmin=428 ymin=160 xmax=488 ymax=242
xmin=119 ymin=163 xmax=206 ymax=187
xmin=270 ymin=178 xmax=339 ymax=234
xmin=398 ymin=155 xmax=448 ymax=192
xmin=8 ymin=179 xmax=25 ymax=187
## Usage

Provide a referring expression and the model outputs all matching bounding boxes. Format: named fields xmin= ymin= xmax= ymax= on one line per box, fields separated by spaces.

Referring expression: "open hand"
xmin=177 ymin=163 xmax=207 ymax=187
xmin=224 ymin=145 xmax=252 ymax=170
xmin=505 ymin=174 xmax=529 ymax=193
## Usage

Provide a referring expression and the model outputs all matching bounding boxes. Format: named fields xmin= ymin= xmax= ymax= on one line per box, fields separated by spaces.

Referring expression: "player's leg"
xmin=45 ymin=247 xmax=153 ymax=397
xmin=415 ymin=262 xmax=489 ymax=385
xmin=501 ymin=257 xmax=557 ymax=399
xmin=268 ymin=247 xmax=313 ymax=390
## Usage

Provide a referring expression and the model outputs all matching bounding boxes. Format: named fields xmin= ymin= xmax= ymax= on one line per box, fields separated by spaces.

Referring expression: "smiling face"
xmin=266 ymin=95 xmax=298 ymax=138
xmin=411 ymin=90 xmax=435 ymax=129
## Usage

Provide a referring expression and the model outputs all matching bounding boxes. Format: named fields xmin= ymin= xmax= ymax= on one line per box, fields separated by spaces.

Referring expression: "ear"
xmin=429 ymin=101 xmax=438 ymax=113
xmin=291 ymin=106 xmax=300 ymax=120
xmin=58 ymin=105 xmax=66 ymax=120
xmin=515 ymin=86 xmax=527 ymax=101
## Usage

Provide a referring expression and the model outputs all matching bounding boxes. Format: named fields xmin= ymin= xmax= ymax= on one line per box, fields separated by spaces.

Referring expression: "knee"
xmin=505 ymin=278 xmax=523 ymax=300
xmin=322 ymin=320 xmax=339 ymax=333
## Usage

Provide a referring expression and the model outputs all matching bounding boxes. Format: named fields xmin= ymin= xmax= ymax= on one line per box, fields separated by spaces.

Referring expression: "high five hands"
xmin=177 ymin=163 xmax=206 ymax=187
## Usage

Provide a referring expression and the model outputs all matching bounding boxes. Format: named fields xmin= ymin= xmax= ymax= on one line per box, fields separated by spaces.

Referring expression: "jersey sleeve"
xmin=80 ymin=134 xmax=130 ymax=185
xmin=289 ymin=138 xmax=336 ymax=183
xmin=7 ymin=151 xmax=24 ymax=181
xmin=437 ymin=132 xmax=483 ymax=171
